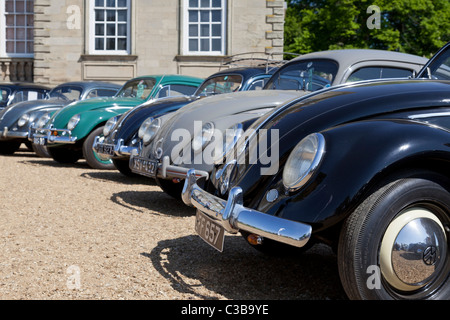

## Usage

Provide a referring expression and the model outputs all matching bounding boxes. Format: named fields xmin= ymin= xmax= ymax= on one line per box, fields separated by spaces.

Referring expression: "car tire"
xmin=32 ymin=143 xmax=51 ymax=158
xmin=48 ymin=146 xmax=81 ymax=164
xmin=338 ymin=177 xmax=450 ymax=300
xmin=156 ymin=177 xmax=184 ymax=200
xmin=0 ymin=140 xmax=21 ymax=155
xmin=82 ymin=126 xmax=115 ymax=170
xmin=112 ymin=158 xmax=139 ymax=177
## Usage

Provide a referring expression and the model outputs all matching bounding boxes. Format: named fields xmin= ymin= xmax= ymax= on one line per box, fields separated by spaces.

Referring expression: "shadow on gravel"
xmin=111 ymin=190 xmax=195 ymax=217
xmin=80 ymin=171 xmax=156 ymax=186
xmin=142 ymin=235 xmax=348 ymax=300
xmin=19 ymin=158 xmax=92 ymax=169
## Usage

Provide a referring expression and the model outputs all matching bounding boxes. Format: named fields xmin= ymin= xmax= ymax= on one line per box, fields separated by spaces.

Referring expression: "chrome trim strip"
xmin=182 ymin=169 xmax=312 ymax=248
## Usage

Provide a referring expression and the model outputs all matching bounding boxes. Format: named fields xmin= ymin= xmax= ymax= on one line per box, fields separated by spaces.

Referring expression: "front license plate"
xmin=131 ymin=157 xmax=159 ymax=177
xmin=195 ymin=211 xmax=225 ymax=252
xmin=95 ymin=143 xmax=115 ymax=156
xmin=33 ymin=137 xmax=47 ymax=146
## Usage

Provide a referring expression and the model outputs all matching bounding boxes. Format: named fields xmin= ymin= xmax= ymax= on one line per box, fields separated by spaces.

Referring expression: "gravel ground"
xmin=0 ymin=146 xmax=348 ymax=300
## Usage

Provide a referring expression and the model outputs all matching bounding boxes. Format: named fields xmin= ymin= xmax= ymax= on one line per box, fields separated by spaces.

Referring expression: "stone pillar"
xmin=265 ymin=0 xmax=286 ymax=59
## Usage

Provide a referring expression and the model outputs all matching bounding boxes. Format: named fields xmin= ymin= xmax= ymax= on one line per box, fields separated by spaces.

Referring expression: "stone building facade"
xmin=1 ymin=0 xmax=286 ymax=86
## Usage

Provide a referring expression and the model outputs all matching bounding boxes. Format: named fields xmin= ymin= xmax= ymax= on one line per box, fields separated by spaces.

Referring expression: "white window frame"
xmin=182 ymin=0 xmax=227 ymax=56
xmin=0 ymin=0 xmax=34 ymax=58
xmin=89 ymin=0 xmax=131 ymax=55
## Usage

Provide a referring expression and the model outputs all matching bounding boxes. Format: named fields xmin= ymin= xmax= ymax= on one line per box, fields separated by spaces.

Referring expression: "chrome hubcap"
xmin=380 ymin=207 xmax=447 ymax=292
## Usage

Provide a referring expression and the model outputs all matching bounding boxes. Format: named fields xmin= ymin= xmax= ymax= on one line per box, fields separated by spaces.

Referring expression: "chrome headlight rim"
xmin=192 ymin=121 xmax=215 ymax=153
xmin=282 ymin=133 xmax=326 ymax=192
xmin=213 ymin=123 xmax=244 ymax=164
xmin=138 ymin=117 xmax=155 ymax=140
xmin=17 ymin=113 xmax=30 ymax=127
xmin=67 ymin=114 xmax=81 ymax=131
xmin=35 ymin=112 xmax=52 ymax=129
xmin=143 ymin=118 xmax=161 ymax=146
xmin=103 ymin=116 xmax=118 ymax=137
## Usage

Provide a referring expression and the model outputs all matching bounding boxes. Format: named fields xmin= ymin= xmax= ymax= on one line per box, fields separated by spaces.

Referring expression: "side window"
xmin=247 ymin=79 xmax=268 ymax=91
xmin=347 ymin=67 xmax=413 ymax=83
xmin=87 ymin=89 xmax=118 ymax=99
xmin=10 ymin=90 xmax=44 ymax=104
xmin=156 ymin=84 xmax=198 ymax=98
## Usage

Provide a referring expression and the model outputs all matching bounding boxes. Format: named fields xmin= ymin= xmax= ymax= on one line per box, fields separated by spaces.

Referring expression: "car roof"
xmin=0 ymin=82 xmax=51 ymax=91
xmin=290 ymin=49 xmax=429 ymax=66
xmin=51 ymin=81 xmax=122 ymax=90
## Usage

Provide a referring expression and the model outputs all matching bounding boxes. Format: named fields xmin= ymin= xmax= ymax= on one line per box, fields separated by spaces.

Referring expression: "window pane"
xmin=95 ymin=0 xmax=104 ymax=7
xmin=16 ymin=41 xmax=26 ymax=53
xmin=107 ymin=24 xmax=115 ymax=36
xmin=16 ymin=28 xmax=26 ymax=40
xmin=118 ymin=24 xmax=127 ymax=36
xmin=26 ymin=1 xmax=34 ymax=13
xmin=95 ymin=38 xmax=104 ymax=50
xmin=211 ymin=10 xmax=221 ymax=22
xmin=200 ymin=11 xmax=209 ymax=22
xmin=6 ymin=0 xmax=14 ymax=12
xmin=106 ymin=0 xmax=115 ymax=7
xmin=189 ymin=39 xmax=198 ymax=51
xmin=95 ymin=10 xmax=105 ymax=21
xmin=212 ymin=0 xmax=221 ymax=8
xmin=212 ymin=39 xmax=221 ymax=51
xmin=6 ymin=28 xmax=14 ymax=40
xmin=16 ymin=1 xmax=25 ymax=12
xmin=189 ymin=0 xmax=198 ymax=7
xmin=189 ymin=10 xmax=198 ymax=22
xmin=117 ymin=0 xmax=127 ymax=7
xmin=200 ymin=39 xmax=209 ymax=51
xmin=200 ymin=24 xmax=209 ymax=36
xmin=16 ymin=15 xmax=26 ymax=26
xmin=211 ymin=24 xmax=221 ymax=36
xmin=117 ymin=10 xmax=127 ymax=21
xmin=117 ymin=38 xmax=127 ymax=50
xmin=95 ymin=24 xmax=105 ymax=36
xmin=106 ymin=38 xmax=116 ymax=50
xmin=189 ymin=25 xmax=198 ymax=37
xmin=201 ymin=0 xmax=210 ymax=8
xmin=106 ymin=10 xmax=116 ymax=21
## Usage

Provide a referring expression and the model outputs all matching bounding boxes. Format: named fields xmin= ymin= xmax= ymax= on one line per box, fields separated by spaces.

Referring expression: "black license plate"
xmin=131 ymin=157 xmax=159 ymax=177
xmin=95 ymin=143 xmax=115 ymax=156
xmin=195 ymin=211 xmax=225 ymax=252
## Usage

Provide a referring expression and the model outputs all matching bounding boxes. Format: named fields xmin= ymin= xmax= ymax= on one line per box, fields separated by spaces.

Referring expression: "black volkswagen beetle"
xmin=0 ymin=82 xmax=50 ymax=110
xmin=182 ymin=42 xmax=450 ymax=300
xmin=95 ymin=66 xmax=278 ymax=176
xmin=0 ymin=81 xmax=121 ymax=155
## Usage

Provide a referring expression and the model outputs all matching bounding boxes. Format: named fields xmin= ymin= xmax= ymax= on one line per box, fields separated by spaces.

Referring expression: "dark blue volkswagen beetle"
xmin=182 ymin=43 xmax=450 ymax=300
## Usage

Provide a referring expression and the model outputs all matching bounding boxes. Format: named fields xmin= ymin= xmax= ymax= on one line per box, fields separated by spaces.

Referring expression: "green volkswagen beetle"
xmin=31 ymin=75 xmax=203 ymax=169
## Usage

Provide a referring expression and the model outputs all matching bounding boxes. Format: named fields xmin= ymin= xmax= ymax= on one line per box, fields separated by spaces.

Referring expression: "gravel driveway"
xmin=0 ymin=146 xmax=347 ymax=300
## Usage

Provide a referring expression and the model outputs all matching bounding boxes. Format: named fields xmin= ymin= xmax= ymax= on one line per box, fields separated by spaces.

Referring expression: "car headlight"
xmin=103 ymin=116 xmax=118 ymax=137
xmin=142 ymin=118 xmax=161 ymax=145
xmin=192 ymin=122 xmax=215 ymax=152
xmin=138 ymin=117 xmax=154 ymax=140
xmin=17 ymin=114 xmax=30 ymax=127
xmin=213 ymin=123 xmax=244 ymax=163
xmin=282 ymin=133 xmax=325 ymax=192
xmin=35 ymin=112 xmax=51 ymax=129
xmin=67 ymin=114 xmax=81 ymax=131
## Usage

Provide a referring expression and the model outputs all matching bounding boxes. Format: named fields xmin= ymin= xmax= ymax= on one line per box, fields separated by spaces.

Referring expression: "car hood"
xmin=109 ymin=95 xmax=199 ymax=145
xmin=0 ymin=98 xmax=69 ymax=128
xmin=48 ymin=96 xmax=144 ymax=128
xmin=141 ymin=90 xmax=306 ymax=162
xmin=226 ymin=79 xmax=450 ymax=206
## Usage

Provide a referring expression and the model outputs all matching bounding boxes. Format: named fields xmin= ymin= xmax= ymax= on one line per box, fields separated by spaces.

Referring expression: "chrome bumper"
xmin=28 ymin=127 xmax=77 ymax=145
xmin=93 ymin=137 xmax=138 ymax=158
xmin=0 ymin=127 xmax=28 ymax=139
xmin=182 ymin=169 xmax=312 ymax=248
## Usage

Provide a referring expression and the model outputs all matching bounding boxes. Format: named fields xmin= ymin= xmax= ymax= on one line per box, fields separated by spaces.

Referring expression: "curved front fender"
xmin=258 ymin=119 xmax=450 ymax=232
xmin=72 ymin=107 xmax=132 ymax=140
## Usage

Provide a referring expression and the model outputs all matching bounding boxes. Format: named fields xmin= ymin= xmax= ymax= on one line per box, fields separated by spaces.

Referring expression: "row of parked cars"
xmin=1 ymin=43 xmax=449 ymax=300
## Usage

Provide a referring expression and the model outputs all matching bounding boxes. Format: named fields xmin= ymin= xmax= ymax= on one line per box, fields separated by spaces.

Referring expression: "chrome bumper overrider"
xmin=0 ymin=127 xmax=28 ymax=139
xmin=29 ymin=127 xmax=77 ymax=144
xmin=182 ymin=169 xmax=312 ymax=248
xmin=93 ymin=137 xmax=138 ymax=158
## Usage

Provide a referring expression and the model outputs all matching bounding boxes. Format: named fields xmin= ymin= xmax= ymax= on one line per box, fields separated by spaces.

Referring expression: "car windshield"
xmin=115 ymin=78 xmax=157 ymax=99
xmin=195 ymin=74 xmax=243 ymax=96
xmin=0 ymin=87 xmax=12 ymax=103
xmin=423 ymin=47 xmax=450 ymax=80
xmin=48 ymin=85 xmax=83 ymax=101
xmin=265 ymin=59 xmax=338 ymax=91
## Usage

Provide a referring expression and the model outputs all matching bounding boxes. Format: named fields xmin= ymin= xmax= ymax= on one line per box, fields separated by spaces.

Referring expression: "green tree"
xmin=285 ymin=0 xmax=450 ymax=57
